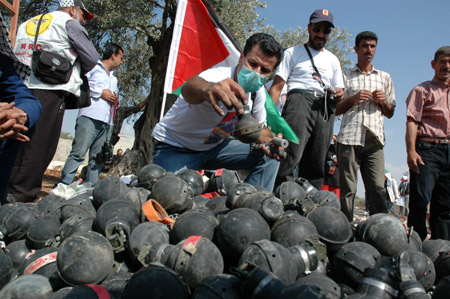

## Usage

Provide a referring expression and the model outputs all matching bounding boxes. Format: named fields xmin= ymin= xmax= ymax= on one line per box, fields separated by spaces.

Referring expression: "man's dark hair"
xmin=355 ymin=31 xmax=378 ymax=47
xmin=434 ymin=46 xmax=450 ymax=61
xmin=102 ymin=43 xmax=123 ymax=60
xmin=243 ymin=33 xmax=284 ymax=68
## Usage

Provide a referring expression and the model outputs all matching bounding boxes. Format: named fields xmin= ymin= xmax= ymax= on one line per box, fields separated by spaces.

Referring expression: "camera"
xmin=96 ymin=141 xmax=113 ymax=167
xmin=324 ymin=85 xmax=336 ymax=101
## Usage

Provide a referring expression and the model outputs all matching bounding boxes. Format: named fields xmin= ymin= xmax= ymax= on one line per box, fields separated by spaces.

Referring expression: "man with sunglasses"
xmin=269 ymin=9 xmax=344 ymax=190
xmin=336 ymin=31 xmax=395 ymax=221
xmin=9 ymin=0 xmax=99 ymax=202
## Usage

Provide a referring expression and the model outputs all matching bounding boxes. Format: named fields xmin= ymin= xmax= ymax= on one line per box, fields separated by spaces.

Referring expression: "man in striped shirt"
xmin=406 ymin=46 xmax=450 ymax=240
xmin=336 ymin=31 xmax=396 ymax=221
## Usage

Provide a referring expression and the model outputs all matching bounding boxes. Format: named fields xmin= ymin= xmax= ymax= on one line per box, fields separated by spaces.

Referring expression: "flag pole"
xmin=159 ymin=92 xmax=168 ymax=121
xmin=160 ymin=0 xmax=187 ymax=121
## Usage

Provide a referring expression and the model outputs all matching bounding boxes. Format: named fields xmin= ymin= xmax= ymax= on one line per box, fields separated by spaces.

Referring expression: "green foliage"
xmin=13 ymin=0 xmax=353 ymax=108
xmin=17 ymin=0 xmax=59 ymax=23
xmin=60 ymin=131 xmax=73 ymax=140
xmin=83 ymin=0 xmax=168 ymax=107
xmin=209 ymin=0 xmax=267 ymax=46
xmin=13 ymin=0 xmax=354 ymax=164
xmin=261 ymin=25 xmax=353 ymax=70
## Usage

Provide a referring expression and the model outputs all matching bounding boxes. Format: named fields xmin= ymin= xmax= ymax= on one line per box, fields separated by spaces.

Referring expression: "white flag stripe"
xmin=161 ymin=0 xmax=187 ymax=120
xmin=163 ymin=0 xmax=187 ymax=94
xmin=212 ymin=28 xmax=240 ymax=68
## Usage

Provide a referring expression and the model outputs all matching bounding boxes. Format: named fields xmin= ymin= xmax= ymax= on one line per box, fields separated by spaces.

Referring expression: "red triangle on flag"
xmin=172 ymin=0 xmax=230 ymax=92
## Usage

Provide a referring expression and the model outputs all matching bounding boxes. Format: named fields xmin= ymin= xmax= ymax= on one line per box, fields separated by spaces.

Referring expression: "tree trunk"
xmin=133 ymin=21 xmax=175 ymax=171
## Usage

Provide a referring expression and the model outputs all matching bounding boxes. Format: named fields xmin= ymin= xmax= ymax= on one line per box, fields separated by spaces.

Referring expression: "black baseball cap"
xmin=309 ymin=9 xmax=334 ymax=28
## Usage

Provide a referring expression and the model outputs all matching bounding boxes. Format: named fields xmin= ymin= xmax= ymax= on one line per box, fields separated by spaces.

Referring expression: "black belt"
xmin=152 ymin=138 xmax=164 ymax=145
xmin=287 ymin=88 xmax=325 ymax=98
xmin=418 ymin=136 xmax=450 ymax=144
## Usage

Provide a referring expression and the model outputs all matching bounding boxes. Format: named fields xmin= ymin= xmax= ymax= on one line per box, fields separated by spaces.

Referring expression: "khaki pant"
xmin=337 ymin=131 xmax=388 ymax=221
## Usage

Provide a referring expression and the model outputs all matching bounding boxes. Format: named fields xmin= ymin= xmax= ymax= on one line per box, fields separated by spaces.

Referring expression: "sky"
xmin=61 ymin=0 xmax=450 ymax=196
xmin=257 ymin=0 xmax=450 ymax=195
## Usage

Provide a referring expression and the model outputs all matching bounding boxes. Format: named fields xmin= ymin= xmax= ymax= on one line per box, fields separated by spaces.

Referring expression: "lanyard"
xmin=304 ymin=44 xmax=332 ymax=122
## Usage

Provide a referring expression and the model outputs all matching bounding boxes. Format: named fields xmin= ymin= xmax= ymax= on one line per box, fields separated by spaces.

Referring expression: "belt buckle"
xmin=313 ymin=91 xmax=319 ymax=97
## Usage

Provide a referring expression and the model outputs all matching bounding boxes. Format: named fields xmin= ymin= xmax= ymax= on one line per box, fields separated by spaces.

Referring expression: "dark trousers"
xmin=8 ymin=89 xmax=65 ymax=202
xmin=275 ymin=90 xmax=335 ymax=190
xmin=0 ymin=140 xmax=24 ymax=203
xmin=408 ymin=141 xmax=450 ymax=240
xmin=337 ymin=131 xmax=388 ymax=221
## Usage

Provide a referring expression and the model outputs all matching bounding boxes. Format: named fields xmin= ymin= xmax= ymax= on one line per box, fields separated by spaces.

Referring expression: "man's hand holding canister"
xmin=256 ymin=130 xmax=287 ymax=161
xmin=182 ymin=76 xmax=248 ymax=116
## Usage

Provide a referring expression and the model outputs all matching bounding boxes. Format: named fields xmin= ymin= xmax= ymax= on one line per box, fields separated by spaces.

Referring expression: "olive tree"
xmin=10 ymin=0 xmax=353 ymax=174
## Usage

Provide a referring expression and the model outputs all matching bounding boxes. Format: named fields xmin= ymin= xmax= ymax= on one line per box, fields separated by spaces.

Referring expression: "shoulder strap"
xmin=33 ymin=14 xmax=47 ymax=51
xmin=304 ymin=44 xmax=324 ymax=87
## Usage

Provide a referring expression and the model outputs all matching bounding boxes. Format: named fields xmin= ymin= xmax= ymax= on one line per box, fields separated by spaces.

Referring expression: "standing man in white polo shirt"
xmin=59 ymin=43 xmax=123 ymax=186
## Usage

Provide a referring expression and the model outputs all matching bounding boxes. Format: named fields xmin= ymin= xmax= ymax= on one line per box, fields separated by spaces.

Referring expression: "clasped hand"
xmin=356 ymin=89 xmax=386 ymax=105
xmin=0 ymin=102 xmax=29 ymax=142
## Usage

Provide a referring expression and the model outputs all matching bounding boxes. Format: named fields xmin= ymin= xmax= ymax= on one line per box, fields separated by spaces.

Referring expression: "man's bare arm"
xmin=406 ymin=117 xmax=424 ymax=174
xmin=138 ymin=95 xmax=151 ymax=110
xmin=181 ymin=76 xmax=248 ymax=116
xmin=335 ymin=90 xmax=372 ymax=116
xmin=373 ymin=90 xmax=395 ymax=118
xmin=268 ymin=75 xmax=285 ymax=107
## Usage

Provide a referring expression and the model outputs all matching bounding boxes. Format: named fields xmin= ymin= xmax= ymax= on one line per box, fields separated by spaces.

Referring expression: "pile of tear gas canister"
xmin=0 ymin=164 xmax=449 ymax=299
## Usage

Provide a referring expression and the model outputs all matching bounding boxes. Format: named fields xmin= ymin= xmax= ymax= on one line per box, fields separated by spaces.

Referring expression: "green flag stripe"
xmin=172 ymin=84 xmax=183 ymax=96
xmin=264 ymin=89 xmax=299 ymax=144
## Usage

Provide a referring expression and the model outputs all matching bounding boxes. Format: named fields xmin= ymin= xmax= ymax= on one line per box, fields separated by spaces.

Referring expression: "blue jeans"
xmin=153 ymin=137 xmax=279 ymax=192
xmin=60 ymin=116 xmax=109 ymax=186
xmin=408 ymin=141 xmax=450 ymax=240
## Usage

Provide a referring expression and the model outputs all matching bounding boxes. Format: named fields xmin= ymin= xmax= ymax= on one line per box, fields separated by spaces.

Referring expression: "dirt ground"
xmin=37 ymin=135 xmax=135 ymax=199
xmin=38 ymin=169 xmax=62 ymax=199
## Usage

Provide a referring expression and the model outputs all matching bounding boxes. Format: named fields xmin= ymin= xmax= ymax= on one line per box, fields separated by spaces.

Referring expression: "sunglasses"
xmin=312 ymin=26 xmax=332 ymax=34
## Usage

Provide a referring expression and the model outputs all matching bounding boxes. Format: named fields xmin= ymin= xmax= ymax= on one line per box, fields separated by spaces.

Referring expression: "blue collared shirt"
xmin=78 ymin=61 xmax=118 ymax=125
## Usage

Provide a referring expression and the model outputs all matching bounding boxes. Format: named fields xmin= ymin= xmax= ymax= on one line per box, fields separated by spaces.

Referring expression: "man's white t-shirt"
xmin=276 ymin=44 xmax=344 ymax=93
xmin=152 ymin=66 xmax=267 ymax=151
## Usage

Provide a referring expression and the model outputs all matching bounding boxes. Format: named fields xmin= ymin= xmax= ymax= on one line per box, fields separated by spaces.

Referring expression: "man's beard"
xmin=309 ymin=36 xmax=326 ymax=51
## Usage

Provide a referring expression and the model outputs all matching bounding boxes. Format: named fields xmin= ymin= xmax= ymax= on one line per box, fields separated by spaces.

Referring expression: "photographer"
xmin=269 ymin=9 xmax=344 ymax=190
xmin=58 ymin=43 xmax=123 ymax=186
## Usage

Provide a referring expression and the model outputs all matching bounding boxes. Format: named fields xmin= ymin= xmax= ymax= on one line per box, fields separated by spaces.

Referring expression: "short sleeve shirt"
xmin=338 ymin=65 xmax=396 ymax=146
xmin=275 ymin=44 xmax=344 ymax=93
xmin=405 ymin=77 xmax=450 ymax=138
xmin=152 ymin=66 xmax=267 ymax=151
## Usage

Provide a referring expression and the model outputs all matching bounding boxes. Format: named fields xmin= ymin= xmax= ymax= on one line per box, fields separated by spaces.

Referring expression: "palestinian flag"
xmin=163 ymin=0 xmax=298 ymax=144
xmin=164 ymin=0 xmax=240 ymax=95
